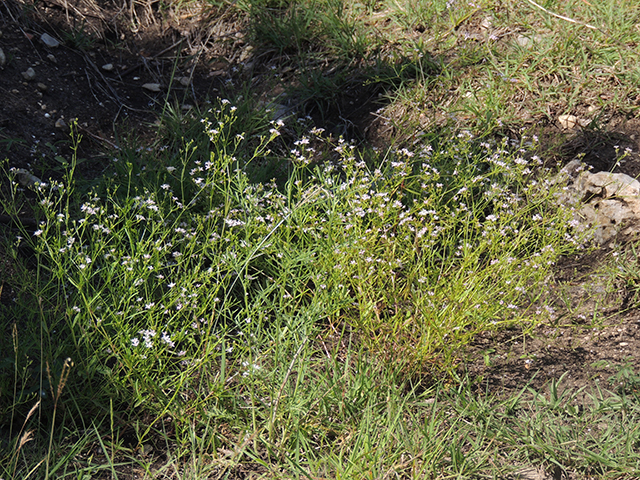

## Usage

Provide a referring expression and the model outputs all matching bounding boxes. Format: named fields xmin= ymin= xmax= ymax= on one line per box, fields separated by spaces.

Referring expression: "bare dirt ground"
xmin=0 ymin=0 xmax=235 ymax=181
xmin=4 ymin=0 xmax=640 ymax=408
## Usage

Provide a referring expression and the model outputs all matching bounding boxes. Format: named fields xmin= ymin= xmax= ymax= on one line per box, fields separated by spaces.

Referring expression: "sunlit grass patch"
xmin=356 ymin=0 xmax=640 ymax=137
xmin=1 ymin=101 xmax=584 ymax=426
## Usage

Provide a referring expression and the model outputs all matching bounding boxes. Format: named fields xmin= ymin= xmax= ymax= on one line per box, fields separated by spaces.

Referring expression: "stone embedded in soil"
xmin=480 ymin=17 xmax=493 ymax=32
xmin=46 ymin=53 xmax=56 ymax=64
xmin=514 ymin=466 xmax=545 ymax=480
xmin=557 ymin=159 xmax=640 ymax=244
xmin=515 ymin=34 xmax=543 ymax=48
xmin=0 ymin=47 xmax=5 ymax=67
xmin=239 ymin=45 xmax=253 ymax=62
xmin=40 ymin=33 xmax=60 ymax=48
xmin=142 ymin=83 xmax=161 ymax=92
xmin=55 ymin=118 xmax=67 ymax=129
xmin=102 ymin=63 xmax=114 ymax=71
xmin=37 ymin=83 xmax=48 ymax=92
xmin=557 ymin=114 xmax=579 ymax=129
xmin=21 ymin=67 xmax=35 ymax=81
xmin=15 ymin=169 xmax=42 ymax=188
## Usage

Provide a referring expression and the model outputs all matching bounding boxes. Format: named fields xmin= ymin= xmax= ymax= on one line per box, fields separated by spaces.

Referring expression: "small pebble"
xmin=15 ymin=169 xmax=42 ymax=188
xmin=21 ymin=67 xmax=36 ymax=80
xmin=515 ymin=34 xmax=544 ymax=48
xmin=55 ymin=118 xmax=67 ymax=129
xmin=142 ymin=83 xmax=161 ymax=92
xmin=40 ymin=33 xmax=60 ymax=48
xmin=558 ymin=114 xmax=579 ymax=130
xmin=0 ymin=48 xmax=5 ymax=67
xmin=47 ymin=53 xmax=57 ymax=63
xmin=102 ymin=63 xmax=114 ymax=71
xmin=479 ymin=17 xmax=492 ymax=32
xmin=37 ymin=83 xmax=48 ymax=92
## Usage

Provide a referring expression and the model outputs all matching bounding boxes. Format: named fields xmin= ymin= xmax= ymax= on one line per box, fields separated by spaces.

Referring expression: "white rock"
xmin=15 ymin=169 xmax=43 ymax=188
xmin=239 ymin=45 xmax=253 ymax=62
xmin=558 ymin=163 xmax=640 ymax=244
xmin=40 ymin=33 xmax=60 ymax=48
xmin=480 ymin=17 xmax=493 ymax=32
xmin=142 ymin=83 xmax=161 ymax=92
xmin=102 ymin=63 xmax=114 ymax=71
xmin=21 ymin=67 xmax=36 ymax=81
xmin=514 ymin=466 xmax=545 ymax=480
xmin=515 ymin=34 xmax=543 ymax=48
xmin=558 ymin=114 xmax=579 ymax=129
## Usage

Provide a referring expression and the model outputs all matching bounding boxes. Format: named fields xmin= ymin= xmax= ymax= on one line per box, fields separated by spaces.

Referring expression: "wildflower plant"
xmin=293 ymin=132 xmax=587 ymax=371
xmin=2 ymin=100 xmax=586 ymax=429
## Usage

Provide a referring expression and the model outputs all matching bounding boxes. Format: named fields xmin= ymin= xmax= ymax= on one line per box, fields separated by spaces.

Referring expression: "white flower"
xmin=161 ymin=331 xmax=175 ymax=348
xmin=33 ymin=229 xmax=43 ymax=237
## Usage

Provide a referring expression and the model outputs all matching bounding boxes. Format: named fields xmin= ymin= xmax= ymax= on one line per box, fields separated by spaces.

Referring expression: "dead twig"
xmin=522 ymin=0 xmax=598 ymax=31
xmin=118 ymin=39 xmax=184 ymax=78
xmin=76 ymin=124 xmax=120 ymax=150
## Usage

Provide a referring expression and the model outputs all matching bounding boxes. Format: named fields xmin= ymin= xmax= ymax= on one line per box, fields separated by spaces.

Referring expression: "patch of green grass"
xmin=60 ymin=21 xmax=95 ymax=51
xmin=1 ymin=96 xmax=590 ymax=477
xmin=5 ymin=0 xmax=640 ymax=477
xmin=372 ymin=0 xmax=640 ymax=137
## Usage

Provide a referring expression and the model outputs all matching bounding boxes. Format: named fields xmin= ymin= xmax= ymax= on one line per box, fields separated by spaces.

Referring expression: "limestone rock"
xmin=558 ymin=114 xmax=589 ymax=130
xmin=558 ymin=161 xmax=640 ymax=244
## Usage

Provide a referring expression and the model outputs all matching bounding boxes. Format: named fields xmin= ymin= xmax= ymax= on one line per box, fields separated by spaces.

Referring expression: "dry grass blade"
xmin=18 ymin=430 xmax=34 ymax=450
xmin=522 ymin=0 xmax=598 ymax=30
xmin=9 ymin=401 xmax=41 ymax=478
